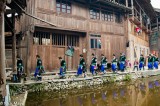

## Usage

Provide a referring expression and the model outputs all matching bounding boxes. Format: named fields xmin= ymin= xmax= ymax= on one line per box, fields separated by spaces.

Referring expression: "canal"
xmin=26 ymin=76 xmax=160 ymax=106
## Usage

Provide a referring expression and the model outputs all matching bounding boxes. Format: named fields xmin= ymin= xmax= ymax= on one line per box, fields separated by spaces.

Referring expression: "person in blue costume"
xmin=151 ymin=54 xmax=155 ymax=70
xmin=148 ymin=54 xmax=152 ymax=70
xmin=90 ymin=53 xmax=97 ymax=75
xmin=34 ymin=55 xmax=44 ymax=80
xmin=77 ymin=54 xmax=86 ymax=77
xmin=16 ymin=56 xmax=24 ymax=82
xmin=100 ymin=54 xmax=107 ymax=74
xmin=154 ymin=54 xmax=159 ymax=69
xmin=59 ymin=57 xmax=66 ymax=78
xmin=139 ymin=54 xmax=145 ymax=70
xmin=119 ymin=53 xmax=126 ymax=72
xmin=112 ymin=54 xmax=118 ymax=72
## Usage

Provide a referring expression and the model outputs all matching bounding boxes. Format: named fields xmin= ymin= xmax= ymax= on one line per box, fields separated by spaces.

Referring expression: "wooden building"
xmin=20 ymin=0 xmax=132 ymax=72
xmin=150 ymin=8 xmax=160 ymax=57
xmin=127 ymin=0 xmax=156 ymax=64
xmin=15 ymin=0 xmax=156 ymax=73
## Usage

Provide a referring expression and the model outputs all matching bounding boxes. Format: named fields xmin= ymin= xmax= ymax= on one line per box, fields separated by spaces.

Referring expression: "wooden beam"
xmin=12 ymin=12 xmax=16 ymax=73
xmin=0 ymin=0 xmax=7 ymax=98
xmin=131 ymin=0 xmax=134 ymax=16
xmin=13 ymin=0 xmax=56 ymax=27
xmin=157 ymin=18 xmax=159 ymax=31
xmin=126 ymin=0 xmax=128 ymax=7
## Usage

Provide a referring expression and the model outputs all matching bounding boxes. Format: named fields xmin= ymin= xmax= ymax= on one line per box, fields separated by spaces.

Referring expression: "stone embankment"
xmin=8 ymin=69 xmax=160 ymax=105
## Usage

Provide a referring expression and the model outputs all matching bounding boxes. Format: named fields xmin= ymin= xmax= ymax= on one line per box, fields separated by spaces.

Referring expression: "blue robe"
xmin=101 ymin=64 xmax=107 ymax=72
xmin=91 ymin=65 xmax=95 ymax=75
xmin=148 ymin=62 xmax=153 ymax=69
xmin=77 ymin=65 xmax=83 ymax=75
xmin=59 ymin=67 xmax=65 ymax=77
xmin=139 ymin=62 xmax=144 ymax=70
xmin=34 ymin=67 xmax=39 ymax=77
xmin=112 ymin=63 xmax=117 ymax=72
xmin=119 ymin=62 xmax=125 ymax=71
xmin=154 ymin=61 xmax=159 ymax=69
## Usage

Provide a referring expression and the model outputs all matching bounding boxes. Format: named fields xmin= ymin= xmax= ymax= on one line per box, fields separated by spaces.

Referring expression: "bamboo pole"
xmin=0 ymin=1 xmax=6 ymax=97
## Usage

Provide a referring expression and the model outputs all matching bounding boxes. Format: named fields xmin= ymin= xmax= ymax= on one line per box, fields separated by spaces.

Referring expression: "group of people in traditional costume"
xmin=33 ymin=53 xmax=159 ymax=79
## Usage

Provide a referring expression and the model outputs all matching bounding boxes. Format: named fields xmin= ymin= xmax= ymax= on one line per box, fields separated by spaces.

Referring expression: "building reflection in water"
xmin=26 ymin=76 xmax=160 ymax=106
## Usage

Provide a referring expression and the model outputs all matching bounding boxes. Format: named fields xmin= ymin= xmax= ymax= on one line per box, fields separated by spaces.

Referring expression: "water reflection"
xmin=26 ymin=76 xmax=160 ymax=106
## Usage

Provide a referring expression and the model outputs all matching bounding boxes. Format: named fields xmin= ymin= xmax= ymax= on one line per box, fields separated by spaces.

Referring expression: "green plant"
xmin=9 ymin=85 xmax=23 ymax=96
xmin=109 ymin=75 xmax=116 ymax=83
xmin=123 ymin=74 xmax=131 ymax=81
xmin=28 ymin=83 xmax=45 ymax=92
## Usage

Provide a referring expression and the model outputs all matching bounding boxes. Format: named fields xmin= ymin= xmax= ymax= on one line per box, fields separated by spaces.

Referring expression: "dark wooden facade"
xmin=20 ymin=0 xmax=130 ymax=72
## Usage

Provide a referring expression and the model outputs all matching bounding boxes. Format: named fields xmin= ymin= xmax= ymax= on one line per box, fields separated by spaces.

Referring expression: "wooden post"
xmin=126 ymin=0 xmax=128 ymax=7
xmin=157 ymin=18 xmax=159 ymax=31
xmin=131 ymin=0 xmax=134 ymax=16
xmin=12 ymin=12 xmax=16 ymax=73
xmin=140 ymin=9 xmax=142 ymax=28
xmin=0 ymin=0 xmax=6 ymax=97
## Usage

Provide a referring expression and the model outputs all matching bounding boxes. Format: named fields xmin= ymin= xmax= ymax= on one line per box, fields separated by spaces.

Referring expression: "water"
xmin=26 ymin=76 xmax=160 ymax=106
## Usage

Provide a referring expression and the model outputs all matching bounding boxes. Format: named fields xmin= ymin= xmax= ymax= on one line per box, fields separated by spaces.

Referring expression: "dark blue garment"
xmin=77 ymin=65 xmax=83 ymax=75
xmin=101 ymin=64 xmax=107 ymax=72
xmin=139 ymin=62 xmax=144 ymax=70
xmin=119 ymin=62 xmax=125 ymax=71
xmin=91 ymin=65 xmax=95 ymax=75
xmin=148 ymin=62 xmax=153 ymax=69
xmin=59 ymin=67 xmax=65 ymax=77
xmin=34 ymin=67 xmax=39 ymax=77
xmin=154 ymin=61 xmax=159 ymax=69
xmin=112 ymin=63 xmax=117 ymax=72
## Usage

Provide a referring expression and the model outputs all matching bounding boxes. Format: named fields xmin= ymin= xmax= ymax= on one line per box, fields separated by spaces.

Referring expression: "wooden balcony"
xmin=89 ymin=0 xmax=132 ymax=11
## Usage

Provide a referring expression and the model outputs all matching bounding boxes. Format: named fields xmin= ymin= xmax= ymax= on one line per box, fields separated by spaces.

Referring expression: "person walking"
xmin=133 ymin=58 xmax=139 ymax=71
xmin=139 ymin=54 xmax=145 ymax=70
xmin=100 ymin=54 xmax=108 ymax=74
xmin=59 ymin=57 xmax=66 ymax=78
xmin=90 ymin=53 xmax=97 ymax=75
xmin=77 ymin=54 xmax=86 ymax=77
xmin=112 ymin=54 xmax=118 ymax=72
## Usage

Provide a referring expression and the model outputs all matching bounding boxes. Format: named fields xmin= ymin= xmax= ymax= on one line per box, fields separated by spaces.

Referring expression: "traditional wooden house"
xmin=21 ymin=0 xmax=132 ymax=73
xmin=127 ymin=0 xmax=156 ymax=64
xmin=150 ymin=8 xmax=160 ymax=57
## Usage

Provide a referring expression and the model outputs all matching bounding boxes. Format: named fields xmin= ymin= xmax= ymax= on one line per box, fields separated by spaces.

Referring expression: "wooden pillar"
xmin=0 ymin=0 xmax=6 ymax=97
xmin=12 ymin=12 xmax=16 ymax=73
xmin=131 ymin=0 xmax=134 ymax=16
xmin=26 ymin=31 xmax=32 ymax=76
xmin=126 ymin=0 xmax=128 ymax=7
xmin=157 ymin=17 xmax=159 ymax=31
xmin=140 ymin=9 xmax=142 ymax=28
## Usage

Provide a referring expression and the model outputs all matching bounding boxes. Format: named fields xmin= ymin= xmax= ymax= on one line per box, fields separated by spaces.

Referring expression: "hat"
xmin=80 ymin=54 xmax=83 ymax=57
xmin=58 ymin=57 xmax=62 ymax=59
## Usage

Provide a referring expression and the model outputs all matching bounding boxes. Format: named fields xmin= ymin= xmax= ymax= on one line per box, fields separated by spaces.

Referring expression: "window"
xmin=90 ymin=9 xmax=100 ymax=20
xmin=52 ymin=34 xmax=66 ymax=46
xmin=52 ymin=33 xmax=79 ymax=47
xmin=102 ymin=11 xmax=113 ymax=21
xmin=67 ymin=35 xmax=79 ymax=47
xmin=33 ymin=31 xmax=50 ymax=45
xmin=115 ymin=13 xmax=122 ymax=23
xmin=90 ymin=35 xmax=101 ymax=49
xmin=56 ymin=0 xmax=71 ymax=14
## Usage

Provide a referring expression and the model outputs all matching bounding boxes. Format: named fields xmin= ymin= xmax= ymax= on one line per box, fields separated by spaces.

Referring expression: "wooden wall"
xmin=33 ymin=0 xmax=124 ymax=35
xmin=21 ymin=0 xmax=127 ymax=71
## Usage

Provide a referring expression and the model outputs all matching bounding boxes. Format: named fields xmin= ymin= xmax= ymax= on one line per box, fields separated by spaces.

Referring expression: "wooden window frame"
xmin=90 ymin=35 xmax=101 ymax=49
xmin=56 ymin=0 xmax=71 ymax=14
xmin=101 ymin=11 xmax=114 ymax=22
xmin=90 ymin=9 xmax=100 ymax=20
